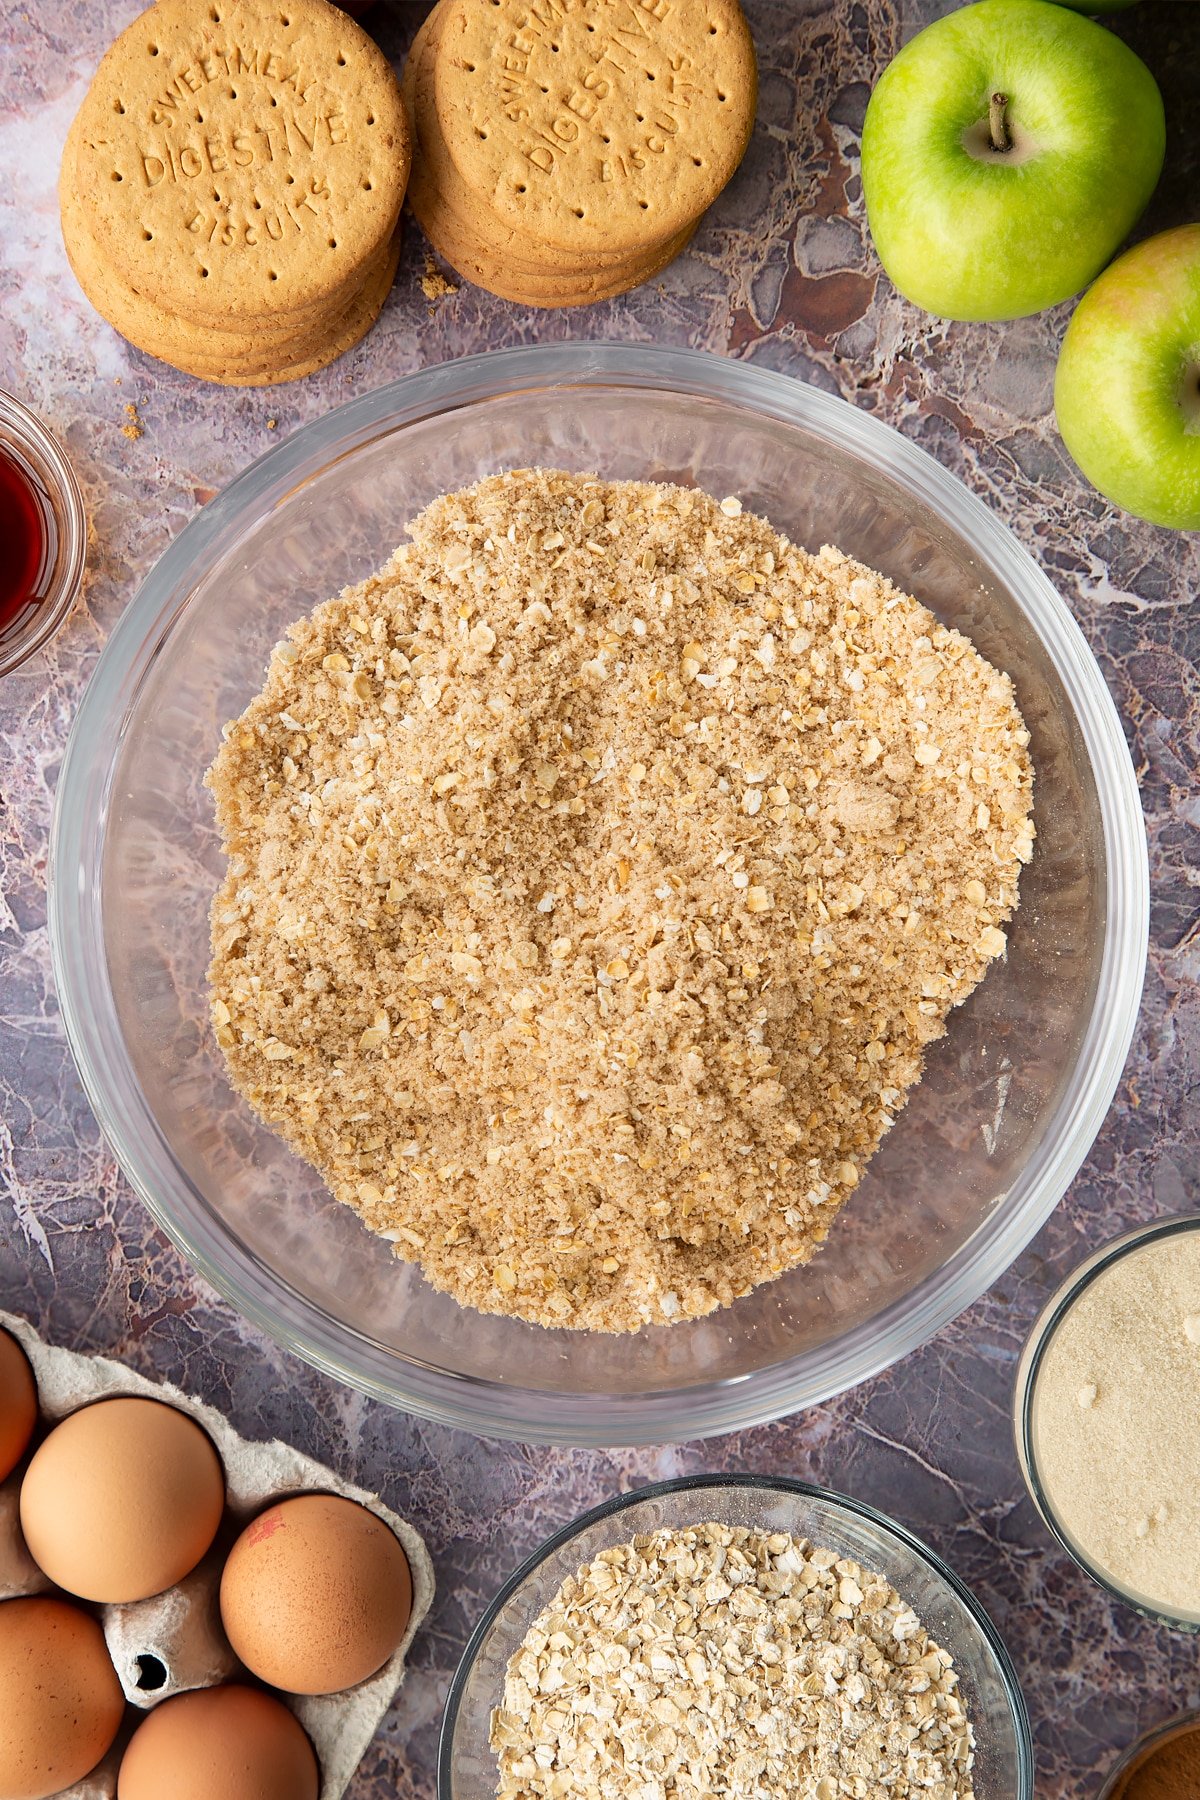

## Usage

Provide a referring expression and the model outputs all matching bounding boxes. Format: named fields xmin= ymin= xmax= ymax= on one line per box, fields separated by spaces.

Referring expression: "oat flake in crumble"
xmin=489 ymin=1523 xmax=976 ymax=1800
xmin=206 ymin=469 xmax=1034 ymax=1332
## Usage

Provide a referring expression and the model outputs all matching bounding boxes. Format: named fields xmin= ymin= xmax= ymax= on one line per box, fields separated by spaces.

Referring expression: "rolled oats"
xmin=490 ymin=1523 xmax=975 ymax=1800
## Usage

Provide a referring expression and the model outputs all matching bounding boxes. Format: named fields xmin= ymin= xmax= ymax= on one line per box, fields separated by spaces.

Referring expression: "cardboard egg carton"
xmin=0 ymin=1310 xmax=434 ymax=1800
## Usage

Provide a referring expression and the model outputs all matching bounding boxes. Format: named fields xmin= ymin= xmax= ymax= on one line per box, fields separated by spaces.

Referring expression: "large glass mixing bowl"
xmin=49 ymin=345 xmax=1148 ymax=1445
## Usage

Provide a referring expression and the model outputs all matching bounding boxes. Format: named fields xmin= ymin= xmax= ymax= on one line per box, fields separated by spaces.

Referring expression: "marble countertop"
xmin=2 ymin=0 xmax=1199 ymax=1794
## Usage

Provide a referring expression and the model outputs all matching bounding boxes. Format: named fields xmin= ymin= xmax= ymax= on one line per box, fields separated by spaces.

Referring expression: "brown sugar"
xmin=206 ymin=471 xmax=1034 ymax=1332
xmin=1111 ymin=1725 xmax=1200 ymax=1800
xmin=1031 ymin=1230 xmax=1200 ymax=1614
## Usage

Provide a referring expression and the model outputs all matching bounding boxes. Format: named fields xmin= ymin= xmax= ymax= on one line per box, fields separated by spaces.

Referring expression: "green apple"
xmin=1050 ymin=1 xmax=1138 ymax=11
xmin=861 ymin=0 xmax=1164 ymax=321
xmin=1055 ymin=226 xmax=1200 ymax=530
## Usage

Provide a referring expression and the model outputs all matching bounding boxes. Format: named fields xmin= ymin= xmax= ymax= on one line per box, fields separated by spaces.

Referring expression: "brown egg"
xmin=0 ymin=1596 xmax=125 ymax=1800
xmin=0 ymin=1330 xmax=37 ymax=1482
xmin=220 ymin=1493 xmax=412 ymax=1694
xmin=20 ymin=1397 xmax=225 ymax=1603
xmin=117 ymin=1684 xmax=319 ymax=1800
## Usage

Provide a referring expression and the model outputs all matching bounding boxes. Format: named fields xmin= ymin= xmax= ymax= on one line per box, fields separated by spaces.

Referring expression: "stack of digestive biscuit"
xmin=405 ymin=0 xmax=757 ymax=307
xmin=59 ymin=0 xmax=410 ymax=385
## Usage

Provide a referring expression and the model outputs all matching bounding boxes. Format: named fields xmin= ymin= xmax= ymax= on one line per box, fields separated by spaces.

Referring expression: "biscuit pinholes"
xmin=406 ymin=0 xmax=756 ymax=307
xmin=73 ymin=0 xmax=407 ymax=322
xmin=61 ymin=0 xmax=410 ymax=384
xmin=437 ymin=0 xmax=756 ymax=253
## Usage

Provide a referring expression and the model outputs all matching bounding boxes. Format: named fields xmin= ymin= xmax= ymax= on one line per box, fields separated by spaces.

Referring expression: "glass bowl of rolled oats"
xmin=440 ymin=1475 xmax=1033 ymax=1800
xmin=50 ymin=344 xmax=1147 ymax=1443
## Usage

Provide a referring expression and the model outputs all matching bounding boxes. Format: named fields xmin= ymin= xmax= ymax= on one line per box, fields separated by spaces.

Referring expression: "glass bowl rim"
xmin=1014 ymin=1212 xmax=1200 ymax=1631
xmin=436 ymin=1471 xmax=1035 ymax=1800
xmin=0 ymin=388 xmax=88 ymax=678
xmin=1095 ymin=1709 xmax=1200 ymax=1798
xmin=48 ymin=341 xmax=1149 ymax=1445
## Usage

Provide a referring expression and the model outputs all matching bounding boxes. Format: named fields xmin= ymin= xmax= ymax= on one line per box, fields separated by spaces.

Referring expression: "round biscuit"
xmin=71 ymin=0 xmax=409 ymax=327
xmin=65 ymin=204 xmax=395 ymax=377
xmin=403 ymin=0 xmax=672 ymax=275
xmin=431 ymin=0 xmax=756 ymax=257
xmin=405 ymin=125 xmax=688 ymax=293
xmin=169 ymin=229 xmax=401 ymax=382
xmin=63 ymin=105 xmax=399 ymax=383
xmin=59 ymin=111 xmax=370 ymax=363
xmin=407 ymin=145 xmax=690 ymax=299
xmin=411 ymin=164 xmax=693 ymax=306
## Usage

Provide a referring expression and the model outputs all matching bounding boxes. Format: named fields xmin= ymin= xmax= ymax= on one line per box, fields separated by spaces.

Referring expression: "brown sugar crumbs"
xmin=207 ymin=470 xmax=1034 ymax=1333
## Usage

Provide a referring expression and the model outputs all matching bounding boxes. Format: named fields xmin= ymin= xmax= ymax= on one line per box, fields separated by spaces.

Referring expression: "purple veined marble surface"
xmin=1 ymin=1 xmax=1198 ymax=1796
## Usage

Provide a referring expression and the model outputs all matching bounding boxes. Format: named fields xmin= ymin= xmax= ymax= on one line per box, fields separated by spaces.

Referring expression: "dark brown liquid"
xmin=0 ymin=450 xmax=50 ymax=641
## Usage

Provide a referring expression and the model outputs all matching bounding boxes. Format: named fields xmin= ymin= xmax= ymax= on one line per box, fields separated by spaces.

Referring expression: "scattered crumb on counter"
xmin=421 ymin=257 xmax=458 ymax=301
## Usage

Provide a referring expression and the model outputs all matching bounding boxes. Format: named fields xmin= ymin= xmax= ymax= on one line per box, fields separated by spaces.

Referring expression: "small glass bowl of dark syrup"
xmin=0 ymin=391 xmax=87 ymax=677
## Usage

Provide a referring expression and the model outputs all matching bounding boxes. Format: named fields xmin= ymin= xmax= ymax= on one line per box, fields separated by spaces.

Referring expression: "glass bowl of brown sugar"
xmin=1016 ymin=1214 xmax=1200 ymax=1631
xmin=49 ymin=343 xmax=1148 ymax=1444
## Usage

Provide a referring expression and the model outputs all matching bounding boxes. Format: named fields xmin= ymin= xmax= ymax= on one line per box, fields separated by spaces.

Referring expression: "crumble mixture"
xmin=207 ymin=469 xmax=1034 ymax=1332
xmin=490 ymin=1523 xmax=976 ymax=1800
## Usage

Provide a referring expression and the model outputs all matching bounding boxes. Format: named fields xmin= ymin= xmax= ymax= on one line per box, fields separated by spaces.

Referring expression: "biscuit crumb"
xmin=421 ymin=255 xmax=459 ymax=301
xmin=206 ymin=470 xmax=1034 ymax=1332
xmin=121 ymin=401 xmax=143 ymax=440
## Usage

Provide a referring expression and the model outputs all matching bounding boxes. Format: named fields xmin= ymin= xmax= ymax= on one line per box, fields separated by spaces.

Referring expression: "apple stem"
xmin=989 ymin=91 xmax=1012 ymax=154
